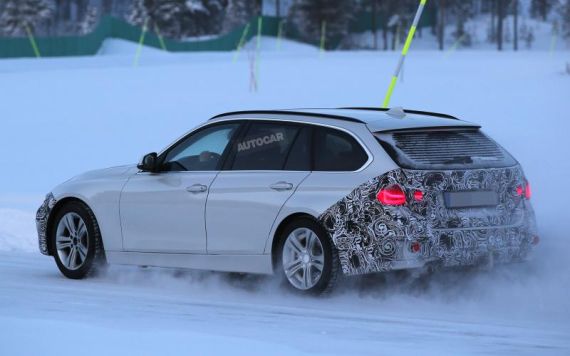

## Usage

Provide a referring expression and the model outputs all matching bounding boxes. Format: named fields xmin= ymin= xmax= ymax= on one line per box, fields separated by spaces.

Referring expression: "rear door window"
xmin=284 ymin=126 xmax=312 ymax=171
xmin=231 ymin=122 xmax=300 ymax=170
xmin=313 ymin=128 xmax=368 ymax=171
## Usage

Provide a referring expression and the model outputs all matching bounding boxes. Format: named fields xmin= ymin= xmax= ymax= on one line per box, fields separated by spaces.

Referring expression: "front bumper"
xmin=36 ymin=193 xmax=56 ymax=256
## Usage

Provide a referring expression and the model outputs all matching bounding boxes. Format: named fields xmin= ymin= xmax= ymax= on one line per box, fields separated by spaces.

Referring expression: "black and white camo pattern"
xmin=36 ymin=193 xmax=56 ymax=255
xmin=320 ymin=166 xmax=538 ymax=276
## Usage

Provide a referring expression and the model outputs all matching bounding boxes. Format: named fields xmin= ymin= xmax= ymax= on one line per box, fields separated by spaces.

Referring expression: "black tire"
xmin=49 ymin=201 xmax=106 ymax=279
xmin=276 ymin=218 xmax=340 ymax=295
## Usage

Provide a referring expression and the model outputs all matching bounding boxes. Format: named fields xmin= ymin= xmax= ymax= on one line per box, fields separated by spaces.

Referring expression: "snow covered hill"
xmin=0 ymin=40 xmax=569 ymax=354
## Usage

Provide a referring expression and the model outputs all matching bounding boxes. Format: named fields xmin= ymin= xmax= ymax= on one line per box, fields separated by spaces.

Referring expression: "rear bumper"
xmin=426 ymin=224 xmax=536 ymax=268
xmin=320 ymin=167 xmax=538 ymax=276
xmin=342 ymin=222 xmax=538 ymax=275
xmin=337 ymin=222 xmax=538 ymax=276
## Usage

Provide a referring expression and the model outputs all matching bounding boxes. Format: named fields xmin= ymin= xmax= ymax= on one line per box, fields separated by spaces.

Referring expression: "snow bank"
xmin=97 ymin=38 xmax=168 ymax=56
xmin=0 ymin=209 xmax=37 ymax=253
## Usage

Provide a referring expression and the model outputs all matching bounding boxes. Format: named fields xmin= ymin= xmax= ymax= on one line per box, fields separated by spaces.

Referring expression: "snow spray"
xmin=382 ymin=0 xmax=427 ymax=108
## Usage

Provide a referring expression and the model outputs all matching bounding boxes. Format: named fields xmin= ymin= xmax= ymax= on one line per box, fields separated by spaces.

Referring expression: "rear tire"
xmin=277 ymin=218 xmax=340 ymax=295
xmin=50 ymin=201 xmax=105 ymax=279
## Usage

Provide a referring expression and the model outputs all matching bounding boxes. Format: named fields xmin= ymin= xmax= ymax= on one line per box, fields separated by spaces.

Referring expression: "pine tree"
xmin=287 ymin=0 xmax=357 ymax=49
xmin=102 ymin=0 xmax=114 ymax=15
xmin=437 ymin=0 xmax=447 ymax=50
xmin=223 ymin=0 xmax=258 ymax=33
xmin=513 ymin=0 xmax=519 ymax=51
xmin=0 ymin=0 xmax=53 ymax=36
xmin=450 ymin=0 xmax=475 ymax=47
xmin=78 ymin=6 xmax=98 ymax=35
xmin=497 ymin=0 xmax=506 ymax=50
xmin=127 ymin=0 xmax=150 ymax=27
xmin=560 ymin=0 xmax=570 ymax=40
xmin=531 ymin=0 xmax=556 ymax=21
xmin=128 ymin=0 xmax=227 ymax=39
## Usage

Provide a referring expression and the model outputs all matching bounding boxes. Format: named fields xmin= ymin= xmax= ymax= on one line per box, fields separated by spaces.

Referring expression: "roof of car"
xmin=210 ymin=107 xmax=481 ymax=132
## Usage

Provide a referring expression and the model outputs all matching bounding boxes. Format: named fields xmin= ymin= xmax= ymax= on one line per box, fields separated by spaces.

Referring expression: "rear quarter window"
xmin=313 ymin=128 xmax=368 ymax=171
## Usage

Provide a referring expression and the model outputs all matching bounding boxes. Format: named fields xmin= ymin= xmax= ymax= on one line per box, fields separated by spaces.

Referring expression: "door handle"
xmin=186 ymin=184 xmax=208 ymax=193
xmin=269 ymin=181 xmax=294 ymax=191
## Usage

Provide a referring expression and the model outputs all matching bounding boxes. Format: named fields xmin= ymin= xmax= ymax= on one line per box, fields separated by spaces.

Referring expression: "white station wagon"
xmin=36 ymin=108 xmax=538 ymax=294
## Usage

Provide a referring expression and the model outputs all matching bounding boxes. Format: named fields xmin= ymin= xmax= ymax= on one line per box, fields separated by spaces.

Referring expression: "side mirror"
xmin=137 ymin=152 xmax=159 ymax=172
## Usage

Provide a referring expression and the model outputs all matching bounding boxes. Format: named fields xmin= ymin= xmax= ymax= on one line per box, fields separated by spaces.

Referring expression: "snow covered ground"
xmin=0 ymin=39 xmax=569 ymax=354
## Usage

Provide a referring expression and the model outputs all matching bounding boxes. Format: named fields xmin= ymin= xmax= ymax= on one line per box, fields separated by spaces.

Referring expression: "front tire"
xmin=50 ymin=201 xmax=105 ymax=279
xmin=278 ymin=218 xmax=340 ymax=295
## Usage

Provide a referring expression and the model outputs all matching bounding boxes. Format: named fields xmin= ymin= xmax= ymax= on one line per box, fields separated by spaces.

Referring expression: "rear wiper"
xmin=443 ymin=156 xmax=473 ymax=165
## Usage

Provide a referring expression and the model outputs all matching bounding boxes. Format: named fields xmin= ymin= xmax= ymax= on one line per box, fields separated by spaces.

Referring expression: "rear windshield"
xmin=375 ymin=129 xmax=517 ymax=170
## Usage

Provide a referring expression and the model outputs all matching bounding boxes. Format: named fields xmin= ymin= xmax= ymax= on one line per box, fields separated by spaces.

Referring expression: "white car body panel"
xmin=44 ymin=110 xmax=480 ymax=275
xmin=206 ymin=171 xmax=310 ymax=254
xmin=51 ymin=165 xmax=137 ymax=252
xmin=46 ymin=116 xmax=393 ymax=274
xmin=120 ymin=171 xmax=217 ymax=253
xmin=263 ymin=123 xmax=399 ymax=254
xmin=105 ymin=251 xmax=273 ymax=274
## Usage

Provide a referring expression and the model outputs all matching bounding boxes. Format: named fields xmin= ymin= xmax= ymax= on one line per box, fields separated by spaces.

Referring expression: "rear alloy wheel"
xmin=279 ymin=219 xmax=339 ymax=294
xmin=51 ymin=202 xmax=105 ymax=279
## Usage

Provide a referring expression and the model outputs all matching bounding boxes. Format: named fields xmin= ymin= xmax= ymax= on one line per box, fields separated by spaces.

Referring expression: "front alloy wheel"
xmin=56 ymin=212 xmax=89 ymax=270
xmin=51 ymin=201 xmax=105 ymax=279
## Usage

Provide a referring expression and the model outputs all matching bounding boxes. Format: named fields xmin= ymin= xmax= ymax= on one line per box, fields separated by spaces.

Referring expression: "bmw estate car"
xmin=36 ymin=107 xmax=538 ymax=294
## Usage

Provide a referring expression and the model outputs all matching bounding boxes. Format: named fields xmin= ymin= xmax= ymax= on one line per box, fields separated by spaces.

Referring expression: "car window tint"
xmin=314 ymin=128 xmax=368 ymax=171
xmin=163 ymin=123 xmax=239 ymax=171
xmin=231 ymin=123 xmax=299 ymax=170
xmin=284 ymin=126 xmax=311 ymax=171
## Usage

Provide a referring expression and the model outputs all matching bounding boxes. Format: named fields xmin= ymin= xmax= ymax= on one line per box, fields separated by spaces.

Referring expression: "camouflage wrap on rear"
xmin=319 ymin=166 xmax=537 ymax=276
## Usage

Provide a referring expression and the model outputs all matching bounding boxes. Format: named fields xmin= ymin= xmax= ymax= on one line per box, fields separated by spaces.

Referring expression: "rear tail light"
xmin=524 ymin=181 xmax=532 ymax=199
xmin=413 ymin=190 xmax=424 ymax=201
xmin=516 ymin=180 xmax=531 ymax=200
xmin=377 ymin=185 xmax=407 ymax=206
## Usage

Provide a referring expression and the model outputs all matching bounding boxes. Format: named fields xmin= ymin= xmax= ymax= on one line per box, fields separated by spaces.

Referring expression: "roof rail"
xmin=339 ymin=107 xmax=460 ymax=120
xmin=210 ymin=110 xmax=365 ymax=123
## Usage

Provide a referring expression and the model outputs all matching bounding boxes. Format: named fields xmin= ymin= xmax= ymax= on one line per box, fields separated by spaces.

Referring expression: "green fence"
xmin=0 ymin=11 xmax=435 ymax=59
xmin=0 ymin=16 xmax=283 ymax=58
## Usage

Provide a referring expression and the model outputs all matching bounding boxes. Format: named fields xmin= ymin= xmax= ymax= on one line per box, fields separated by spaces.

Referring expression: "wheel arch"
xmin=46 ymin=197 xmax=105 ymax=258
xmin=270 ymin=212 xmax=323 ymax=272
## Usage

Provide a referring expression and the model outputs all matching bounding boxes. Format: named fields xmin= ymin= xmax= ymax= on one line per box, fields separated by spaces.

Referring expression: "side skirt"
xmin=106 ymin=251 xmax=274 ymax=275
